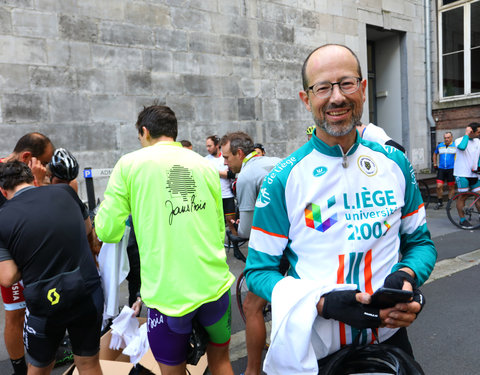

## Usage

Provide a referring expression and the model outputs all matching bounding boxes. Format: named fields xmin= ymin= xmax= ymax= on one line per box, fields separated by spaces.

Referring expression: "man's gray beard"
xmin=314 ymin=115 xmax=359 ymax=137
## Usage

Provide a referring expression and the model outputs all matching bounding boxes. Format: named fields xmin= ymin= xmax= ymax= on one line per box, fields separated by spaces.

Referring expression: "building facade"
xmin=0 ymin=0 xmax=431 ymax=200
xmin=431 ymin=0 xmax=480 ymax=148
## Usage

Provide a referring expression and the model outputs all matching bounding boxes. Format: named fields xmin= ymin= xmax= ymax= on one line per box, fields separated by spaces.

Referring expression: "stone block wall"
xmin=0 ymin=0 xmax=427 ymax=201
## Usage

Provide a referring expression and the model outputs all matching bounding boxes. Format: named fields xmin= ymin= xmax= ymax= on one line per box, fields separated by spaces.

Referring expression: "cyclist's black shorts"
xmin=436 ymin=168 xmax=455 ymax=183
xmin=222 ymin=197 xmax=236 ymax=216
xmin=24 ymin=285 xmax=104 ymax=367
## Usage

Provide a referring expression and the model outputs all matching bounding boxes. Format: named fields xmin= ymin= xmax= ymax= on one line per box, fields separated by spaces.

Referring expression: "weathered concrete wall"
xmin=0 ymin=0 xmax=428 ymax=201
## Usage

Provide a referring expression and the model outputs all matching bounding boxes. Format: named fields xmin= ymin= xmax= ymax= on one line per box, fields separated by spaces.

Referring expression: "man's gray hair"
xmin=220 ymin=132 xmax=255 ymax=156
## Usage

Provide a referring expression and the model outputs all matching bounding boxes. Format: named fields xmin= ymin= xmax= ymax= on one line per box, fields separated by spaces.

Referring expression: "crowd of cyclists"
xmin=0 ymin=43 xmax=447 ymax=375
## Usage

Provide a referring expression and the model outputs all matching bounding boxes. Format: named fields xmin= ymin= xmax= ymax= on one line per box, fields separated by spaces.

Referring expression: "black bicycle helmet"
xmin=48 ymin=148 xmax=79 ymax=181
xmin=253 ymin=143 xmax=265 ymax=154
xmin=319 ymin=342 xmax=425 ymax=375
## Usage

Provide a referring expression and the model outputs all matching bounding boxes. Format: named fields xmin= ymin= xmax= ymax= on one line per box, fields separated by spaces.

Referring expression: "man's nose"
xmin=329 ymin=84 xmax=346 ymax=103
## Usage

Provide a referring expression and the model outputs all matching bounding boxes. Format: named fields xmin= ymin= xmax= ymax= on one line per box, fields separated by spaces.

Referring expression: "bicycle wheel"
xmin=418 ymin=180 xmax=431 ymax=209
xmin=236 ymin=272 xmax=272 ymax=348
xmin=446 ymin=192 xmax=480 ymax=229
xmin=236 ymin=272 xmax=248 ymax=323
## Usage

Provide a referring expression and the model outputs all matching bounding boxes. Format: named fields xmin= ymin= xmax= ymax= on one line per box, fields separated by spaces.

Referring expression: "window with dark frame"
xmin=439 ymin=0 xmax=480 ymax=99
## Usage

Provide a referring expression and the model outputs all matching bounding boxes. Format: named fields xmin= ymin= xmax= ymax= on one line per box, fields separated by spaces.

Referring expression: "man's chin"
xmin=323 ymin=123 xmax=355 ymax=137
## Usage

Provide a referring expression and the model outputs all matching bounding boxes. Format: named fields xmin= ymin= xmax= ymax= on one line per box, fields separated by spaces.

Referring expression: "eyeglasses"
xmin=307 ymin=76 xmax=362 ymax=98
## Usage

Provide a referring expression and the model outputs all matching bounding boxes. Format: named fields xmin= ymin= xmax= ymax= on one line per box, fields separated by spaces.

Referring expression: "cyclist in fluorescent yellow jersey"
xmin=95 ymin=105 xmax=235 ymax=375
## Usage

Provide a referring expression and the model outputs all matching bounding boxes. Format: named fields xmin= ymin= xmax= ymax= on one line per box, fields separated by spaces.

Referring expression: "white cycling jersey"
xmin=453 ymin=135 xmax=480 ymax=178
xmin=245 ymin=132 xmax=436 ymax=352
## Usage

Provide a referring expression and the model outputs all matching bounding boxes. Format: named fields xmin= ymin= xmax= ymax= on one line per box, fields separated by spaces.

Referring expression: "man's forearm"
xmin=219 ymin=170 xmax=228 ymax=179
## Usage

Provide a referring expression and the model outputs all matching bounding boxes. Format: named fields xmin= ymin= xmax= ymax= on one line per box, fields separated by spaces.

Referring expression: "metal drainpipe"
xmin=425 ymin=0 xmax=436 ymax=172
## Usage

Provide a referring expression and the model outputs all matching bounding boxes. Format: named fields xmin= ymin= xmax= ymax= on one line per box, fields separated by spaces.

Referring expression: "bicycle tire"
xmin=236 ymin=272 xmax=273 ymax=325
xmin=236 ymin=272 xmax=248 ymax=323
xmin=446 ymin=192 xmax=480 ymax=230
xmin=417 ymin=180 xmax=431 ymax=209
xmin=236 ymin=272 xmax=272 ymax=349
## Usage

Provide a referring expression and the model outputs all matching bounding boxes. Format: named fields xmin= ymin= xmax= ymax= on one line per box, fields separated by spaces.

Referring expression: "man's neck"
xmin=148 ymin=136 xmax=175 ymax=146
xmin=4 ymin=153 xmax=17 ymax=162
xmin=316 ymin=128 xmax=357 ymax=153
xmin=5 ymin=183 xmax=33 ymax=200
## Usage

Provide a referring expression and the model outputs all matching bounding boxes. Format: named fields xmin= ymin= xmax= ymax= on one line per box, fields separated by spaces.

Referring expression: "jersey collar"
xmin=152 ymin=141 xmax=182 ymax=148
xmin=242 ymin=151 xmax=260 ymax=165
xmin=310 ymin=130 xmax=360 ymax=157
xmin=13 ymin=185 xmax=36 ymax=197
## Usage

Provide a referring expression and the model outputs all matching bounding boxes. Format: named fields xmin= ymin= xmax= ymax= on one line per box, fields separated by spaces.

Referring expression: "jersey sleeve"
xmin=456 ymin=135 xmax=469 ymax=151
xmin=236 ymin=173 xmax=258 ymax=212
xmin=0 ymin=247 xmax=12 ymax=262
xmin=0 ymin=227 xmax=12 ymax=261
xmin=392 ymin=153 xmax=437 ymax=286
xmin=94 ymin=158 xmax=130 ymax=243
xmin=244 ymin=169 xmax=290 ymax=302
xmin=237 ymin=210 xmax=253 ymax=239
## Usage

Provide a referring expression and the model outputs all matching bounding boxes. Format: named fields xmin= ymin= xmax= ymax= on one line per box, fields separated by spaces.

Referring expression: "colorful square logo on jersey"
xmin=305 ymin=195 xmax=337 ymax=232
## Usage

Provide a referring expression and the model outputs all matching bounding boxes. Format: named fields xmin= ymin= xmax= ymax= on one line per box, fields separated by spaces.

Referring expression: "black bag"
xmin=319 ymin=332 xmax=425 ymax=375
xmin=23 ymin=267 xmax=87 ymax=317
xmin=186 ymin=318 xmax=209 ymax=365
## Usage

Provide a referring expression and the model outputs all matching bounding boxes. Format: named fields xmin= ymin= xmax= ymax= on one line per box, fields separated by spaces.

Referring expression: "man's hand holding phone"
xmin=376 ymin=269 xmax=425 ymax=328
xmin=370 ymin=287 xmax=413 ymax=309
xmin=318 ymin=268 xmax=425 ymax=329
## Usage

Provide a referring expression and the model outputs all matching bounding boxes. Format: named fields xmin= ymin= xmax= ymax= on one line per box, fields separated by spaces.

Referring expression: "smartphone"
xmin=370 ymin=287 xmax=413 ymax=309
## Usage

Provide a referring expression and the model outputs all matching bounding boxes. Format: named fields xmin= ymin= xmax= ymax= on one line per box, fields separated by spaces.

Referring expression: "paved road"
xmin=0 ymin=206 xmax=478 ymax=374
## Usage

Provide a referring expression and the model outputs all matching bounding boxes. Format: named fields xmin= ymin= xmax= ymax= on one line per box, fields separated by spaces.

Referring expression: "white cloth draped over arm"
xmin=264 ymin=277 xmax=357 ymax=375
xmin=98 ymin=224 xmax=131 ymax=323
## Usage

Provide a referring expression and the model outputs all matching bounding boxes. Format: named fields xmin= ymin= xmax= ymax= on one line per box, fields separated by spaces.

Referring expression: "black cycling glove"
xmin=384 ymin=270 xmax=425 ymax=313
xmin=322 ymin=290 xmax=381 ymax=329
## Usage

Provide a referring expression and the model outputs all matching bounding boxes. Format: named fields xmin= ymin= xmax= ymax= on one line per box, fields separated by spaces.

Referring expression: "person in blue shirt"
xmin=432 ymin=132 xmax=456 ymax=209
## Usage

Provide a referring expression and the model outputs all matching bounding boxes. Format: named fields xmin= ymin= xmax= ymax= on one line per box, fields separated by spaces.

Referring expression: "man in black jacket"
xmin=0 ymin=161 xmax=103 ymax=375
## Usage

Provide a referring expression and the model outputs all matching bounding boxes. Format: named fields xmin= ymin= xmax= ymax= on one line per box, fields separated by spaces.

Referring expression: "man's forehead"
xmin=38 ymin=143 xmax=54 ymax=163
xmin=222 ymin=142 xmax=232 ymax=154
xmin=307 ymin=46 xmax=358 ymax=81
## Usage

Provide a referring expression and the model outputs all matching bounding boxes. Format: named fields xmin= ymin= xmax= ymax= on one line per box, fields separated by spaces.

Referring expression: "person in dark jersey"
xmin=0 ymin=161 xmax=103 ymax=375
xmin=0 ymin=132 xmax=54 ymax=375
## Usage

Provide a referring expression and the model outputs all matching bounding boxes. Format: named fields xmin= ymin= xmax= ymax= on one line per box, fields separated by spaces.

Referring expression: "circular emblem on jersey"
xmin=357 ymin=155 xmax=378 ymax=177
xmin=313 ymin=166 xmax=328 ymax=177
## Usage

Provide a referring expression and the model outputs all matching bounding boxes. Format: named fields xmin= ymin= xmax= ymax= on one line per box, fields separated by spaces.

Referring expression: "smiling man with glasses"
xmin=244 ymin=44 xmax=436 ymax=373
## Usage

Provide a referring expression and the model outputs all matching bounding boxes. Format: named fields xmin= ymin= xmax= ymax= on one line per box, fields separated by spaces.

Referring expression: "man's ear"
xmin=142 ymin=126 xmax=150 ymax=139
xmin=299 ymin=91 xmax=312 ymax=112
xmin=361 ymin=79 xmax=367 ymax=104
xmin=0 ymin=187 xmax=8 ymax=199
xmin=20 ymin=151 xmax=32 ymax=164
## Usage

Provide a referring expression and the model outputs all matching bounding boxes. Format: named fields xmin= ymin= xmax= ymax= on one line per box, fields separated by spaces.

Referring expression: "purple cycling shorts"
xmin=147 ymin=290 xmax=231 ymax=366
